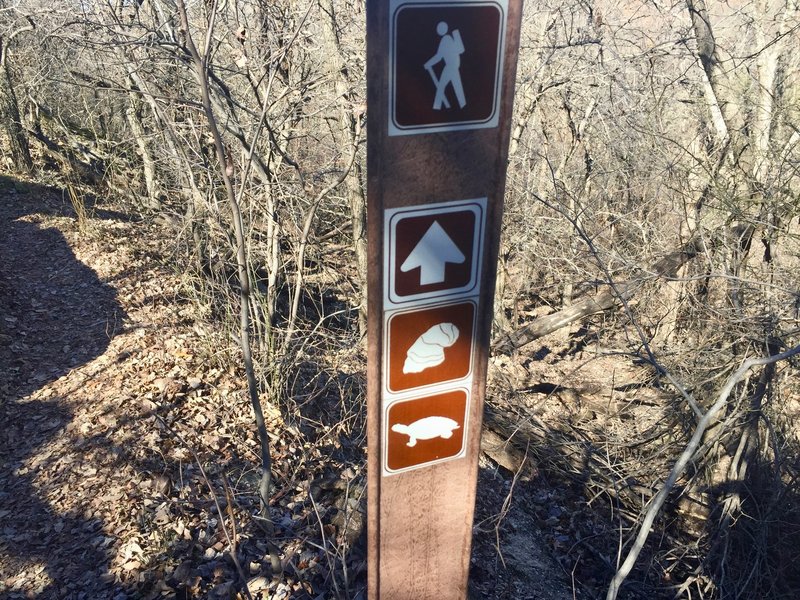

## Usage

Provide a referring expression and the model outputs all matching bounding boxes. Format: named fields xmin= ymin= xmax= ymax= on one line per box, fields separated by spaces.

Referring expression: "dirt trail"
xmin=0 ymin=178 xmax=205 ymax=599
xmin=0 ymin=179 xmax=152 ymax=598
xmin=0 ymin=183 xmax=122 ymax=597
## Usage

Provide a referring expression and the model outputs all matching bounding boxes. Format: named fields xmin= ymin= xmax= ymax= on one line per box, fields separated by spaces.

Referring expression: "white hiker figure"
xmin=424 ymin=21 xmax=466 ymax=111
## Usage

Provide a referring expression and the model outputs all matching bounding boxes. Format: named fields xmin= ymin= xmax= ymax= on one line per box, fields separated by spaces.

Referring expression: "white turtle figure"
xmin=391 ymin=416 xmax=460 ymax=447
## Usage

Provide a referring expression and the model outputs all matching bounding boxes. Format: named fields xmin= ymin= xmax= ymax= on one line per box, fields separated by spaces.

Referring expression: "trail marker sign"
xmin=385 ymin=199 xmax=485 ymax=306
xmin=367 ymin=0 xmax=522 ymax=596
xmin=389 ymin=0 xmax=508 ymax=135
xmin=401 ymin=222 xmax=464 ymax=285
xmin=385 ymin=300 xmax=476 ymax=393
xmin=385 ymin=389 xmax=469 ymax=472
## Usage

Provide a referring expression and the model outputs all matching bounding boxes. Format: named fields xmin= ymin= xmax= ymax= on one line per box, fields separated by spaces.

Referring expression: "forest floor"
xmin=0 ymin=176 xmax=586 ymax=599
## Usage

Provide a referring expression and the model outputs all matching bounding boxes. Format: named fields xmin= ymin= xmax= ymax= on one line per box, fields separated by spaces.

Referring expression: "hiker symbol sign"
xmin=389 ymin=0 xmax=507 ymax=136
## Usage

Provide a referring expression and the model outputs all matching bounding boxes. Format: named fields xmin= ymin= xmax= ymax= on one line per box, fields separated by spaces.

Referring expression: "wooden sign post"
xmin=366 ymin=0 xmax=523 ymax=597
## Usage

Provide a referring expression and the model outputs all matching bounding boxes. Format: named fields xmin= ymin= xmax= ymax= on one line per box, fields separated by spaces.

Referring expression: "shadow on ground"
xmin=0 ymin=175 xmax=128 ymax=598
xmin=481 ymin=341 xmax=800 ymax=600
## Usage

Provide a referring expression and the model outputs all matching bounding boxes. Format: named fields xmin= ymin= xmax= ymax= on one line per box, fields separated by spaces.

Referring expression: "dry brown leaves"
xmin=0 ymin=180 xmax=366 ymax=599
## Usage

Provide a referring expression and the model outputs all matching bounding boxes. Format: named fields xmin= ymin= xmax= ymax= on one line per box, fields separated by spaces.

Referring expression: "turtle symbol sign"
xmin=385 ymin=389 xmax=468 ymax=472
xmin=391 ymin=416 xmax=460 ymax=447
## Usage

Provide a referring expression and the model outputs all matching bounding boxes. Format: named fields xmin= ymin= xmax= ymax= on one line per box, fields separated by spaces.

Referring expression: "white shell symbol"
xmin=391 ymin=416 xmax=460 ymax=447
xmin=403 ymin=322 xmax=460 ymax=374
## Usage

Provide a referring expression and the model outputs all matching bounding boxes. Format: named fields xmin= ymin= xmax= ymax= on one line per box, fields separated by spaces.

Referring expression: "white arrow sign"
xmin=384 ymin=198 xmax=486 ymax=306
xmin=400 ymin=221 xmax=466 ymax=285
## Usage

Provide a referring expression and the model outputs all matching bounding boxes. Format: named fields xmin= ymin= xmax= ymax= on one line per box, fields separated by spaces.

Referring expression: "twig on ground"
xmin=153 ymin=414 xmax=254 ymax=600
xmin=309 ymin=491 xmax=343 ymax=599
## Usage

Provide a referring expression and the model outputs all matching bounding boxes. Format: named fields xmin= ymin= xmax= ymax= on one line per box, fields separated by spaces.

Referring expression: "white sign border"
xmin=384 ymin=197 xmax=486 ymax=309
xmin=388 ymin=0 xmax=508 ymax=137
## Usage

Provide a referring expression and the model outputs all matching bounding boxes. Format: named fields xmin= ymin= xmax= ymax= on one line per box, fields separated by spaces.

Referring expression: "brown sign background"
xmin=386 ymin=389 xmax=468 ymax=471
xmin=392 ymin=207 xmax=478 ymax=298
xmin=392 ymin=3 xmax=503 ymax=129
xmin=386 ymin=301 xmax=475 ymax=392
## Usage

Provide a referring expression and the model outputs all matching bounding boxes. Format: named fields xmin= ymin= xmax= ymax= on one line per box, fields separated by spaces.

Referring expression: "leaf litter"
xmin=0 ymin=182 xmax=370 ymax=599
xmin=0 ymin=178 xmax=581 ymax=600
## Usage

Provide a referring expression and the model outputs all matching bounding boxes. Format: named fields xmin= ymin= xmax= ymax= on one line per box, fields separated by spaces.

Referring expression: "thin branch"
xmin=175 ymin=2 xmax=275 ymax=556
xmin=606 ymin=343 xmax=800 ymax=600
xmin=282 ymin=114 xmax=363 ymax=349
xmin=154 ymin=414 xmax=254 ymax=600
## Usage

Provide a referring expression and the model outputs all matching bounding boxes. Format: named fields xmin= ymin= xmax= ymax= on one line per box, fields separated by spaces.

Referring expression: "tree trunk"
xmin=125 ymin=91 xmax=160 ymax=208
xmin=319 ymin=0 xmax=368 ymax=337
xmin=0 ymin=54 xmax=32 ymax=173
xmin=175 ymin=0 xmax=274 ymax=526
xmin=686 ymin=0 xmax=740 ymax=140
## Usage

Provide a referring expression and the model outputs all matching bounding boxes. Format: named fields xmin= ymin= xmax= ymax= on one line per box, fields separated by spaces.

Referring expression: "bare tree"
xmin=0 ymin=11 xmax=33 ymax=172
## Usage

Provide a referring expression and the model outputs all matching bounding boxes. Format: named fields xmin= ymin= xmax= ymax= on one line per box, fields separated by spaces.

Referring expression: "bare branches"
xmin=495 ymin=236 xmax=709 ymax=354
xmin=2 ymin=0 xmax=798 ymax=596
xmin=283 ymin=114 xmax=363 ymax=350
xmin=606 ymin=343 xmax=800 ymax=600
xmin=175 ymin=0 xmax=273 ymax=526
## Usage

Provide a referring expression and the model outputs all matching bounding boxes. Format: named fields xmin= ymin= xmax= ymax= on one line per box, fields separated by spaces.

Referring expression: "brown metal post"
xmin=367 ymin=1 xmax=523 ymax=597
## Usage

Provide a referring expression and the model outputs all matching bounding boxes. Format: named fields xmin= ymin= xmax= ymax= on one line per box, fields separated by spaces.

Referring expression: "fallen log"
xmin=27 ymin=127 xmax=104 ymax=185
xmin=494 ymin=236 xmax=711 ymax=354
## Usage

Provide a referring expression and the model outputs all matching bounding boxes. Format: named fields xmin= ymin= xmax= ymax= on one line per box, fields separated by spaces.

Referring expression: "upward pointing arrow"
xmin=400 ymin=221 xmax=466 ymax=286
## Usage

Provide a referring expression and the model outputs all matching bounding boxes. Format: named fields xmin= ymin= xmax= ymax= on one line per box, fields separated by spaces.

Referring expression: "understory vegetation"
xmin=1 ymin=0 xmax=799 ymax=598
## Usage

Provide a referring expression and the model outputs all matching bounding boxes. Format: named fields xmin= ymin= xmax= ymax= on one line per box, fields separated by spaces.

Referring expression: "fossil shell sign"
xmin=385 ymin=301 xmax=475 ymax=393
